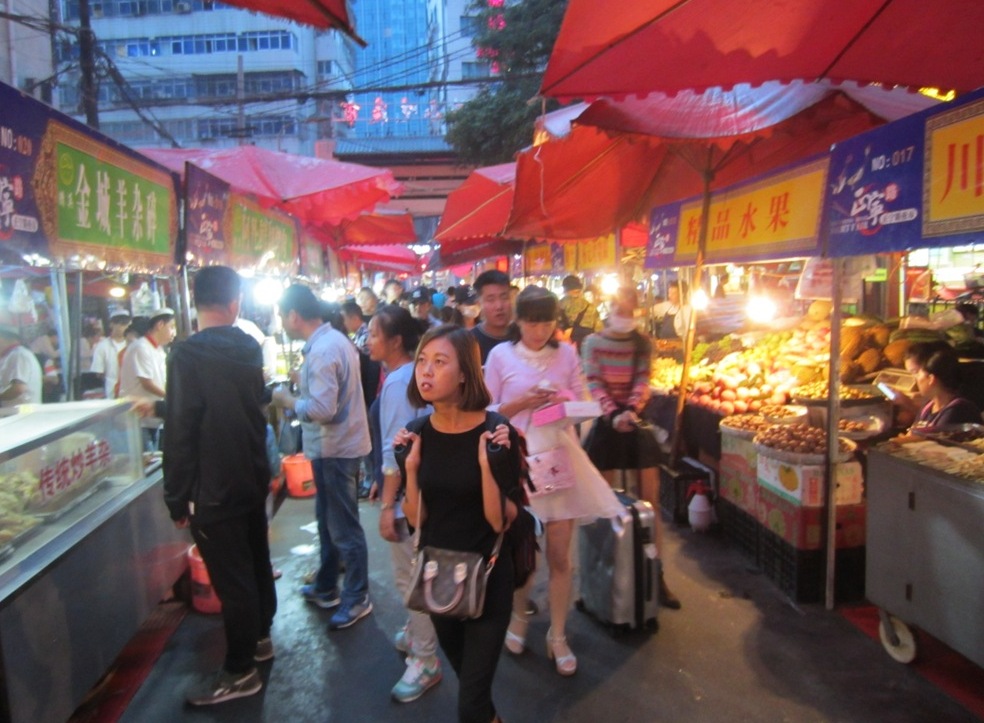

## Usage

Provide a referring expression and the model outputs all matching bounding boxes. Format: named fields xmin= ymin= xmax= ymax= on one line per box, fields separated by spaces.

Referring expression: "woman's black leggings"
xmin=430 ymin=557 xmax=513 ymax=723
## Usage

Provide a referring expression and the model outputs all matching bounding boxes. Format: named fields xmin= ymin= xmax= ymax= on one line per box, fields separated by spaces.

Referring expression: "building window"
xmin=317 ymin=60 xmax=334 ymax=78
xmin=461 ymin=61 xmax=491 ymax=80
xmin=460 ymin=15 xmax=480 ymax=37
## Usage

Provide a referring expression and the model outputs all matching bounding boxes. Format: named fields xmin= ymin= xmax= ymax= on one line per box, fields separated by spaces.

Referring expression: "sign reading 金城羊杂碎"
xmin=645 ymin=157 xmax=828 ymax=269
xmin=31 ymin=120 xmax=177 ymax=268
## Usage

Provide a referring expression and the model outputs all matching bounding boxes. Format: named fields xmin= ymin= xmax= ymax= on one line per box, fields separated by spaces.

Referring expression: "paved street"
xmin=119 ymin=497 xmax=979 ymax=723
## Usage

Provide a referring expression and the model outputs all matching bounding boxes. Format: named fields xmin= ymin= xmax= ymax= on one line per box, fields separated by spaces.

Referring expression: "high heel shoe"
xmin=545 ymin=628 xmax=577 ymax=676
xmin=504 ymin=613 xmax=528 ymax=655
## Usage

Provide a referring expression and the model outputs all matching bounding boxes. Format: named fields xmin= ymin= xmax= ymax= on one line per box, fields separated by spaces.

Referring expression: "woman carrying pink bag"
xmin=484 ymin=286 xmax=622 ymax=676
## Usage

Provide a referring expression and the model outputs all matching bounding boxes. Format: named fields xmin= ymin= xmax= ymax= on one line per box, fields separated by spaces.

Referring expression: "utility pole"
xmin=236 ymin=54 xmax=245 ymax=145
xmin=78 ymin=0 xmax=99 ymax=128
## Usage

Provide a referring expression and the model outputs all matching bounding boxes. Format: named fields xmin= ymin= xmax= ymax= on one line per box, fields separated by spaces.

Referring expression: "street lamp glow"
xmin=692 ymin=288 xmax=710 ymax=311
xmin=600 ymin=274 xmax=620 ymax=296
xmin=746 ymin=295 xmax=778 ymax=324
xmin=253 ymin=278 xmax=284 ymax=307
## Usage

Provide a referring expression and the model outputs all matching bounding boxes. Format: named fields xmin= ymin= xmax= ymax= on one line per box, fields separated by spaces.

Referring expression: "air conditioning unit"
xmin=176 ymin=1 xmax=192 ymax=13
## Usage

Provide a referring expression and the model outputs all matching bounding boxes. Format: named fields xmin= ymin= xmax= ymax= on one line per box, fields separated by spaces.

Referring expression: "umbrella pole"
xmin=670 ymin=168 xmax=712 ymax=465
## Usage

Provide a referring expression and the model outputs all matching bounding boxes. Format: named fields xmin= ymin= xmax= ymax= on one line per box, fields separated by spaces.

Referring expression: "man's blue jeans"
xmin=311 ymin=456 xmax=369 ymax=606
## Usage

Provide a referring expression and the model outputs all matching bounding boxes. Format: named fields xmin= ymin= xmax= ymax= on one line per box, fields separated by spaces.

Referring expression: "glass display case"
xmin=0 ymin=400 xmax=142 ymax=564
xmin=0 ymin=401 xmax=189 ymax=723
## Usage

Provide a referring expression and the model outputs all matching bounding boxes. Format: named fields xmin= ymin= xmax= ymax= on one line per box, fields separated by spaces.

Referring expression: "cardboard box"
xmin=757 ymin=455 xmax=863 ymax=507
xmin=756 ymin=484 xmax=866 ymax=550
xmin=719 ymin=429 xmax=758 ymax=514
xmin=531 ymin=400 xmax=602 ymax=427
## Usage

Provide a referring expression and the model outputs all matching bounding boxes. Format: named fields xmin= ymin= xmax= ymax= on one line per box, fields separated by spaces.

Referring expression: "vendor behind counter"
xmin=900 ymin=341 xmax=983 ymax=428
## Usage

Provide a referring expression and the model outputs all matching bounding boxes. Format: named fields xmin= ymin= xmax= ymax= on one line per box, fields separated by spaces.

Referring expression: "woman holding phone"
xmin=485 ymin=286 xmax=622 ymax=676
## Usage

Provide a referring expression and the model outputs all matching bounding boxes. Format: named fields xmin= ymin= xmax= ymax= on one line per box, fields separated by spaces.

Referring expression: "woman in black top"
xmin=904 ymin=341 xmax=982 ymax=428
xmin=398 ymin=325 xmax=519 ymax=723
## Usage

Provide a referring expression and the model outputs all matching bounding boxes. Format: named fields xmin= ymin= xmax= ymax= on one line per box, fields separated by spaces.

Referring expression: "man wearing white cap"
xmin=119 ymin=308 xmax=176 ymax=449
xmin=0 ymin=324 xmax=42 ymax=406
xmin=90 ymin=310 xmax=131 ymax=398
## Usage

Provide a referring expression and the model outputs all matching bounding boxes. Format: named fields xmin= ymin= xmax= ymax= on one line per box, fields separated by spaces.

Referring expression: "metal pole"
xmin=51 ymin=268 xmax=71 ymax=401
xmin=670 ymin=167 xmax=712 ymax=465
xmin=824 ymin=258 xmax=845 ymax=610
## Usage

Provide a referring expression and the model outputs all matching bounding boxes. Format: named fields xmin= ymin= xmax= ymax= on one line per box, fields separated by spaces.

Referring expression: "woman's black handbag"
xmin=404 ymin=489 xmax=503 ymax=619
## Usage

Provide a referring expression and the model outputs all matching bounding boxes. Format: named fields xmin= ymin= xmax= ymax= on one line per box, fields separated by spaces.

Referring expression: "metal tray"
xmin=32 ymin=478 xmax=110 ymax=524
xmin=911 ymin=423 xmax=984 ymax=451
xmin=0 ymin=517 xmax=43 ymax=560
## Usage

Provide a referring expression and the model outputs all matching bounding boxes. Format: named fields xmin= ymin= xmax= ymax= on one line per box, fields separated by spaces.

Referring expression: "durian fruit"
xmin=868 ymin=324 xmax=891 ymax=348
xmin=840 ymin=325 xmax=866 ymax=359
xmin=807 ymin=300 xmax=833 ymax=322
xmin=840 ymin=359 xmax=863 ymax=383
xmin=856 ymin=348 xmax=883 ymax=374
xmin=882 ymin=339 xmax=911 ymax=367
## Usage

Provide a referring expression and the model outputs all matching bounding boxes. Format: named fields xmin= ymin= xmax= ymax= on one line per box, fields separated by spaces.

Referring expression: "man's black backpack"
xmin=560 ymin=304 xmax=593 ymax=351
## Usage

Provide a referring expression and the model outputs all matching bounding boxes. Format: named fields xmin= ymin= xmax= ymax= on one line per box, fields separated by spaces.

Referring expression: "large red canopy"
xmin=541 ymin=0 xmax=984 ymax=101
xmin=221 ymin=0 xmax=364 ymax=45
xmin=141 ymin=145 xmax=400 ymax=227
xmin=506 ymin=82 xmax=936 ymax=239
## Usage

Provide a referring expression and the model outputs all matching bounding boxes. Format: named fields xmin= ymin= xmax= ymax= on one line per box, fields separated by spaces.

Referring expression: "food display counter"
xmin=866 ymin=443 xmax=984 ymax=669
xmin=0 ymin=401 xmax=190 ymax=723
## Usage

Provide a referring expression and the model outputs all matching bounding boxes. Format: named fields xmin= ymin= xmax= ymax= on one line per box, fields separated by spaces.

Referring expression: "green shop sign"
xmin=55 ymin=143 xmax=172 ymax=257
xmin=227 ymin=196 xmax=298 ymax=269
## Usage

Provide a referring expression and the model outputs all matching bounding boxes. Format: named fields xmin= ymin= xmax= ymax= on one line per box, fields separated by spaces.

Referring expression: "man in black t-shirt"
xmin=470 ymin=270 xmax=513 ymax=364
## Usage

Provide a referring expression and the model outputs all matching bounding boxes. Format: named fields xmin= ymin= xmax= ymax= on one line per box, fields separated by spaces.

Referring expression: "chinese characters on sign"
xmin=55 ymin=142 xmax=172 ymax=257
xmin=924 ymin=97 xmax=984 ymax=237
xmin=38 ymin=438 xmax=112 ymax=504
xmin=647 ymin=158 xmax=827 ymax=268
xmin=227 ymin=196 xmax=298 ymax=271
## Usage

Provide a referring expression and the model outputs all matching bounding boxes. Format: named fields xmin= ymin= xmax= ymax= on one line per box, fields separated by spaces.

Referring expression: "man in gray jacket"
xmin=272 ymin=284 xmax=373 ymax=630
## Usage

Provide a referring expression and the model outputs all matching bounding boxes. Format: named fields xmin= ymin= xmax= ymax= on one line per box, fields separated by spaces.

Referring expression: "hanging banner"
xmin=185 ymin=163 xmax=299 ymax=274
xmin=0 ymin=81 xmax=178 ymax=269
xmin=577 ymin=233 xmax=617 ymax=270
xmin=827 ymin=86 xmax=984 ymax=256
xmin=185 ymin=162 xmax=229 ymax=266
xmin=645 ymin=157 xmax=827 ymax=268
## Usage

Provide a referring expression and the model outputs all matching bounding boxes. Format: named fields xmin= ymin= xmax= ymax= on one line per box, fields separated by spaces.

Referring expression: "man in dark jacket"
xmin=163 ymin=265 xmax=277 ymax=706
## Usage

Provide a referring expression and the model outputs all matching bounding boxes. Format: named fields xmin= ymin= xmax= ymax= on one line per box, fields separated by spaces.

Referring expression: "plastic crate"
xmin=716 ymin=498 xmax=759 ymax=561
xmin=758 ymin=528 xmax=865 ymax=603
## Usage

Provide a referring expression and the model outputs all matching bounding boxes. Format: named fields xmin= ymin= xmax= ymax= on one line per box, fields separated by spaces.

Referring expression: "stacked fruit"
xmin=753 ymin=422 xmax=853 ymax=456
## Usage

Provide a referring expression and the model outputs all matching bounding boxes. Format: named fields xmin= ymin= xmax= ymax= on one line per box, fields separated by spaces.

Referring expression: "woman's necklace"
xmin=513 ymin=341 xmax=554 ymax=373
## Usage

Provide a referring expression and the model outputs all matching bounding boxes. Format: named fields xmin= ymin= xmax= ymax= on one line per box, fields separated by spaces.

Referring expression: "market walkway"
xmin=116 ymin=498 xmax=979 ymax=723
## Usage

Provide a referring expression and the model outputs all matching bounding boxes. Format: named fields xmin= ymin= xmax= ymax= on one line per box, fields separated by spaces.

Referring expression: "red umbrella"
xmin=140 ymin=146 xmax=401 ymax=227
xmin=307 ymin=211 xmax=418 ymax=248
xmin=338 ymin=244 xmax=421 ymax=274
xmin=435 ymin=163 xmax=516 ymax=245
xmin=541 ymin=0 xmax=984 ymax=101
xmin=221 ymin=0 xmax=365 ymax=46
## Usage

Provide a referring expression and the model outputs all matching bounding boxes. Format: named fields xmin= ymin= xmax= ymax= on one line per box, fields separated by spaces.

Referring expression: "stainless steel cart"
xmin=866 ymin=448 xmax=984 ymax=667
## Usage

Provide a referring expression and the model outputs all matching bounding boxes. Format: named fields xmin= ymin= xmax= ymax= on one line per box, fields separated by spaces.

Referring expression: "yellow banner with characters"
xmin=577 ymin=233 xmax=616 ymax=270
xmin=673 ymin=158 xmax=827 ymax=265
xmin=924 ymin=97 xmax=984 ymax=236
xmin=524 ymin=242 xmax=552 ymax=273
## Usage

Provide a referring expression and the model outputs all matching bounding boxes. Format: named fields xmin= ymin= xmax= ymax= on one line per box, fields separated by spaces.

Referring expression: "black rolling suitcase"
xmin=577 ymin=490 xmax=659 ymax=633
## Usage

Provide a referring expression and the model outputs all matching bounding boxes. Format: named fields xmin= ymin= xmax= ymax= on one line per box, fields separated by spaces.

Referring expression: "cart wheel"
xmin=878 ymin=615 xmax=917 ymax=664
